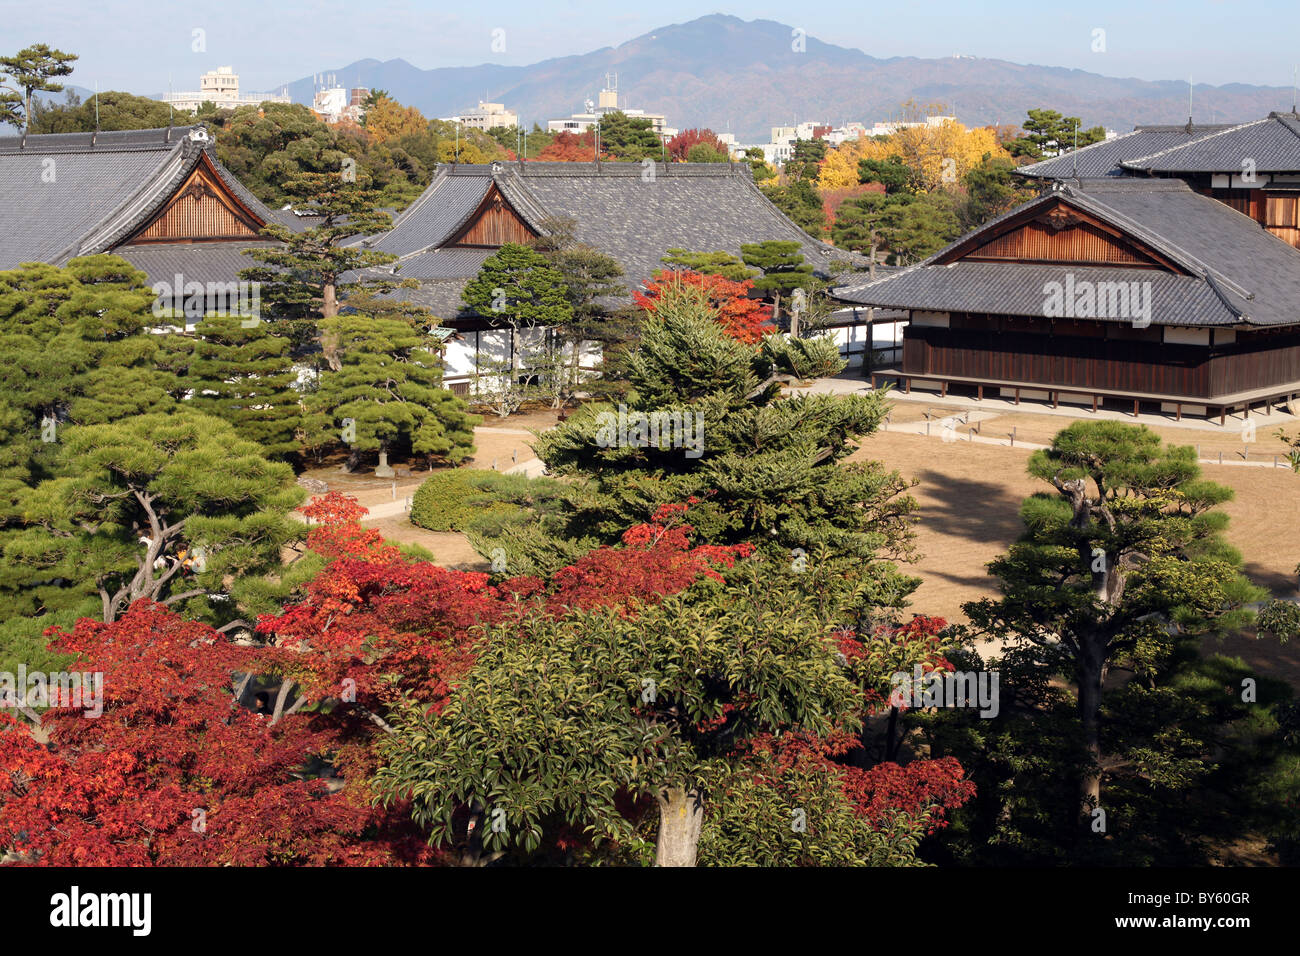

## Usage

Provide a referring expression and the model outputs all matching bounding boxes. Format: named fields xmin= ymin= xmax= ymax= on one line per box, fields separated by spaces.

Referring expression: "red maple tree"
xmin=532 ymin=130 xmax=611 ymax=162
xmin=666 ymin=128 xmax=727 ymax=162
xmin=635 ymin=271 xmax=773 ymax=344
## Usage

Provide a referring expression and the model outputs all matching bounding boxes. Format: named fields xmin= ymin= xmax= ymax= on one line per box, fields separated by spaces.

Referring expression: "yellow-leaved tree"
xmin=365 ymin=95 xmax=429 ymax=145
xmin=819 ymin=122 xmax=1011 ymax=193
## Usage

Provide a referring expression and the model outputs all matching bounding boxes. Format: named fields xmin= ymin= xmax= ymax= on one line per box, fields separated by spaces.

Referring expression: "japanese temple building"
xmin=0 ymin=125 xmax=304 ymax=314
xmin=832 ymin=113 xmax=1300 ymax=421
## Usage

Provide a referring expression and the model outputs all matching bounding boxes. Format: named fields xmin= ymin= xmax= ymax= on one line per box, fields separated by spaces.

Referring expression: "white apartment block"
xmin=457 ymin=102 xmax=519 ymax=130
xmin=159 ymin=67 xmax=290 ymax=113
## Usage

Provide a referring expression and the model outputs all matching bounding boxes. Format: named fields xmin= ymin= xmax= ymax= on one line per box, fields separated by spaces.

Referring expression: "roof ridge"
xmin=1119 ymin=117 xmax=1270 ymax=169
xmin=49 ymin=140 xmax=190 ymax=262
xmin=1065 ymin=186 xmax=1255 ymax=299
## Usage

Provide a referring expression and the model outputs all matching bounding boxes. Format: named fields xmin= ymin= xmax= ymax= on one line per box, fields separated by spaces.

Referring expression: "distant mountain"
xmin=278 ymin=14 xmax=1294 ymax=141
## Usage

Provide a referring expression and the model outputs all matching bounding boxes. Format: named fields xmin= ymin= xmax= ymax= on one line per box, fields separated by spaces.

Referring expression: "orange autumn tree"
xmin=634 ymin=270 xmax=772 ymax=345
xmin=533 ymin=129 xmax=611 ymax=162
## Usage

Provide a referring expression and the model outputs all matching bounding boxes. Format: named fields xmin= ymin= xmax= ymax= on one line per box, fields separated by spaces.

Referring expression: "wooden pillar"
xmin=1176 ymin=403 xmax=1182 ymax=422
xmin=1014 ymin=388 xmax=1020 ymax=406
xmin=1133 ymin=399 xmax=1139 ymax=418
xmin=940 ymin=381 xmax=947 ymax=398
xmin=1092 ymin=394 xmax=1098 ymax=413
xmin=977 ymin=384 xmax=983 ymax=402
xmin=904 ymin=377 xmax=911 ymax=394
xmin=1220 ymin=407 xmax=1226 ymax=426
xmin=1052 ymin=391 xmax=1059 ymax=410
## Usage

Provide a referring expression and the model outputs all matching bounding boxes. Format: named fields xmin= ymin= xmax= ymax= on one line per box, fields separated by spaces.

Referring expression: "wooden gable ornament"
xmin=123 ymin=152 xmax=265 ymax=244
xmin=939 ymin=198 xmax=1184 ymax=271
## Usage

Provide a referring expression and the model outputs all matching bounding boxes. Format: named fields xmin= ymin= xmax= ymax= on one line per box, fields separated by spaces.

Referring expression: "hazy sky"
xmin=6 ymin=0 xmax=1296 ymax=95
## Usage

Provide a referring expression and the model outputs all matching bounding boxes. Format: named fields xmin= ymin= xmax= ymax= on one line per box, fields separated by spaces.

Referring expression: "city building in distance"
xmin=159 ymin=66 xmax=290 ymax=113
xmin=546 ymin=73 xmax=677 ymax=140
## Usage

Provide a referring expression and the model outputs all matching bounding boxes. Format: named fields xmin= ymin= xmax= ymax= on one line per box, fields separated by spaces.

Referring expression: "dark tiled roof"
xmin=112 ymin=241 xmax=280 ymax=288
xmin=832 ymin=262 xmax=1237 ymax=326
xmin=1119 ymin=113 xmax=1300 ymax=174
xmin=365 ymin=175 xmax=490 ymax=256
xmin=396 ymin=247 xmax=496 ymax=279
xmin=0 ymin=125 xmax=297 ymax=273
xmin=832 ymin=178 xmax=1300 ymax=328
xmin=1015 ymin=123 xmax=1234 ymax=180
xmin=355 ymin=161 xmax=868 ymax=318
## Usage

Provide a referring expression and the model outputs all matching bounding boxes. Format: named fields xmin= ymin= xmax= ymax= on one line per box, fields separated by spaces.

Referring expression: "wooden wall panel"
xmin=967 ymin=220 xmax=1153 ymax=265
xmin=447 ymin=185 xmax=537 ymax=247
xmin=902 ymin=325 xmax=1213 ymax=396
xmin=128 ymin=158 xmax=262 ymax=243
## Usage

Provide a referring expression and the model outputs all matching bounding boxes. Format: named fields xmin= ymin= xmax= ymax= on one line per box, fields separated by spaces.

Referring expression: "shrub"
xmin=410 ymin=469 xmax=569 ymax=534
xmin=410 ymin=470 xmax=515 ymax=532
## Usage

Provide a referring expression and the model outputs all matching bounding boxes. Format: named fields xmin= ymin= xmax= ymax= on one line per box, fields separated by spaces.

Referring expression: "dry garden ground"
xmin=303 ymin=397 xmax=1300 ymax=686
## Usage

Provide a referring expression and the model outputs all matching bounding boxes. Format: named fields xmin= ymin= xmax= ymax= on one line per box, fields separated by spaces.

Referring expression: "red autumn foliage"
xmin=532 ymin=129 xmax=612 ymax=162
xmin=837 ymin=614 xmax=954 ymax=714
xmin=666 ymin=127 xmax=727 ymax=162
xmin=841 ymin=756 xmax=976 ymax=834
xmin=0 ymin=493 xmax=975 ymax=864
xmin=635 ymin=271 xmax=773 ymax=344
xmin=746 ymin=730 xmax=975 ymax=835
xmin=548 ymin=503 xmax=752 ymax=613
xmin=0 ymin=604 xmax=433 ymax=866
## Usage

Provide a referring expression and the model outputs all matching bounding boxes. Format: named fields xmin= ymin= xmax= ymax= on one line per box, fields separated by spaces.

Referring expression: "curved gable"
xmin=937 ymin=197 xmax=1187 ymax=272
xmin=122 ymin=151 xmax=265 ymax=244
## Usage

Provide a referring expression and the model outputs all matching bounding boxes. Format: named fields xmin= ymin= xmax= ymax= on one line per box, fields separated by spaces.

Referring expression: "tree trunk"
xmin=655 ymin=787 xmax=704 ymax=867
xmin=322 ymin=282 xmax=338 ymax=319
xmin=1076 ymin=636 xmax=1105 ymax=821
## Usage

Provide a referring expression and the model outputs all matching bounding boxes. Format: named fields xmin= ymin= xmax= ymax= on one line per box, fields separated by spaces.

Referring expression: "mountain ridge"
xmin=276 ymin=15 xmax=1294 ymax=139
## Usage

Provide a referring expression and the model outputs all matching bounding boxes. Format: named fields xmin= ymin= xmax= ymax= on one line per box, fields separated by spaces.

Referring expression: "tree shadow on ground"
xmin=911 ymin=468 xmax=1028 ymax=549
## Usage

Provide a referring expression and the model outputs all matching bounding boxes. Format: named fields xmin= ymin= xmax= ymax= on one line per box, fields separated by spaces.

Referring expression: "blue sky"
xmin=7 ymin=0 xmax=1296 ymax=95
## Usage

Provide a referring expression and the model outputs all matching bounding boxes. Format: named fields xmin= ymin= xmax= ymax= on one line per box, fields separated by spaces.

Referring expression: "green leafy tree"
xmin=743 ymin=146 xmax=777 ymax=182
xmin=189 ymin=316 xmax=303 ymax=459
xmin=1005 ymin=108 xmax=1106 ymax=161
xmin=785 ymin=138 xmax=827 ymax=183
xmin=28 ymin=89 xmax=177 ymax=133
xmin=964 ymin=421 xmax=1266 ymax=824
xmin=685 ymin=142 xmax=728 ymax=163
xmin=461 ymin=242 xmax=573 ymax=382
xmin=857 ymin=155 xmax=915 ymax=194
xmin=885 ymin=190 xmax=962 ymax=264
xmin=312 ymin=314 xmax=478 ymax=471
xmin=0 ymin=44 xmax=78 ymax=129
xmin=831 ymin=190 xmax=898 ymax=269
xmin=377 ymin=565 xmax=928 ymax=866
xmin=960 ymin=153 xmax=1035 ymax=229
xmin=534 ymin=230 xmax=626 ymax=406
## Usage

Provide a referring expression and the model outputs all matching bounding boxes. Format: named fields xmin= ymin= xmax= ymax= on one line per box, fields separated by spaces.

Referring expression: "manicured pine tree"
xmin=0 ymin=408 xmax=303 ymax=626
xmin=461 ymin=241 xmax=574 ymax=384
xmin=964 ymin=421 xmax=1265 ymax=826
xmin=189 ymin=315 xmax=303 ymax=460
xmin=240 ymin=170 xmax=405 ymax=338
xmin=660 ymin=248 xmax=757 ymax=282
xmin=313 ymin=315 xmax=479 ymax=472
xmin=741 ymin=240 xmax=816 ymax=328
